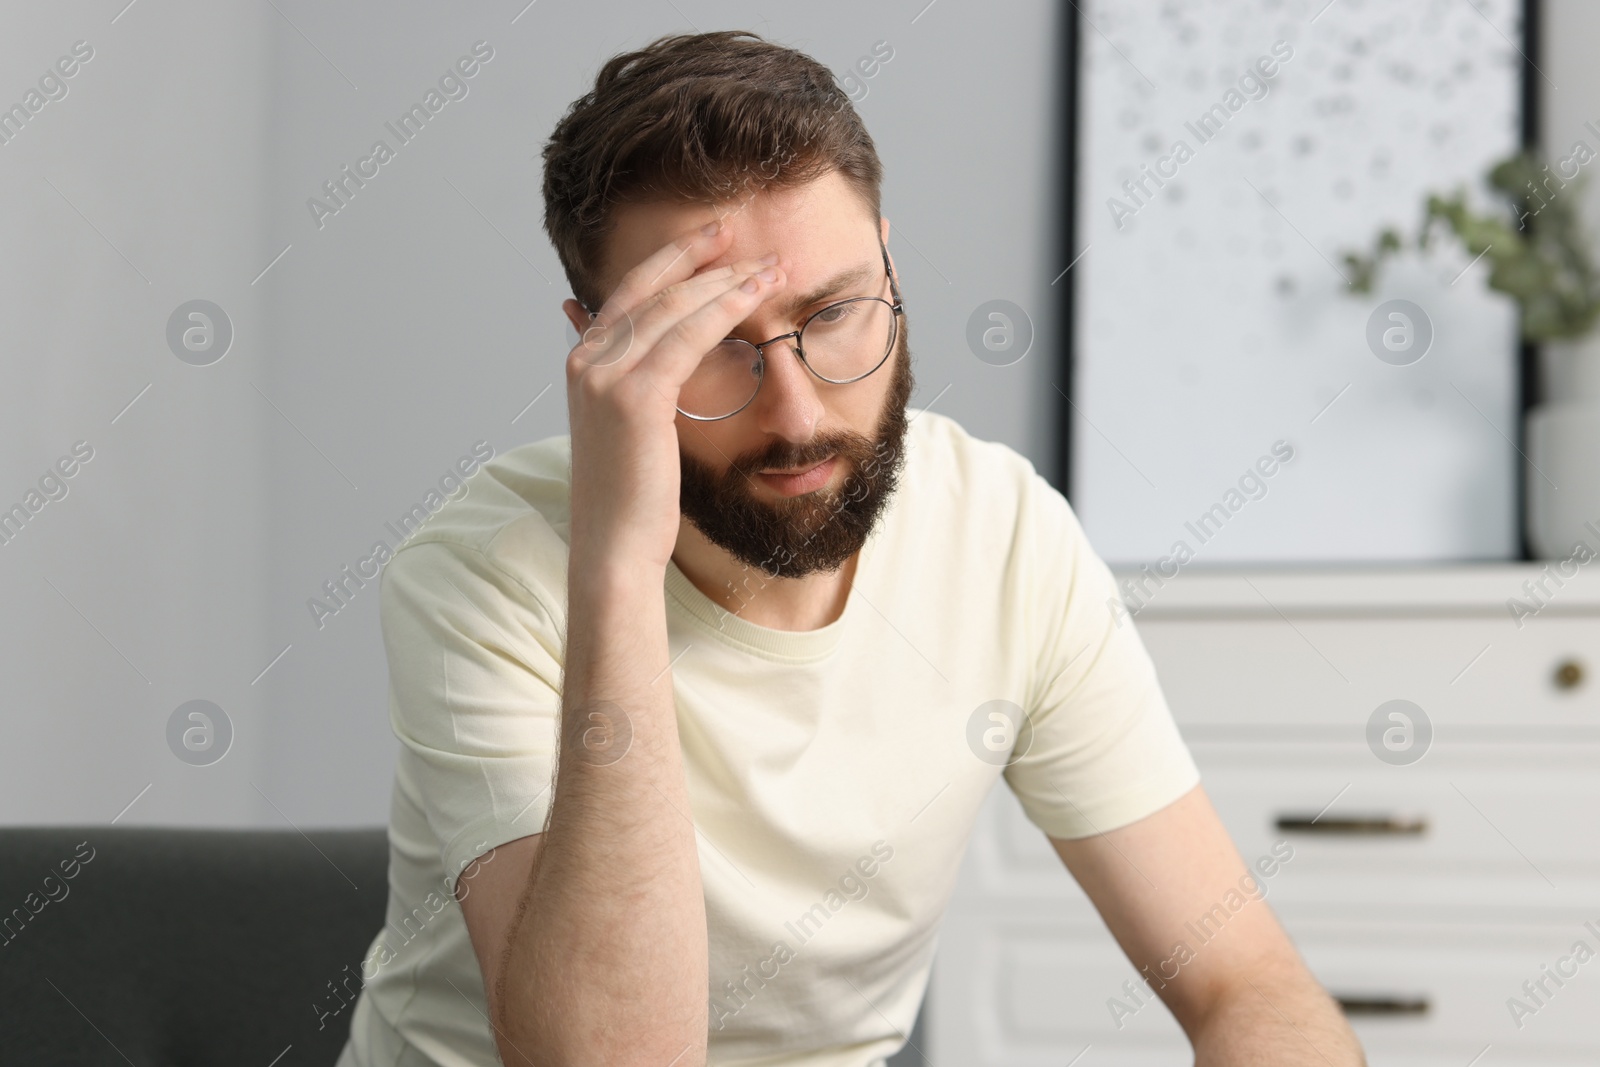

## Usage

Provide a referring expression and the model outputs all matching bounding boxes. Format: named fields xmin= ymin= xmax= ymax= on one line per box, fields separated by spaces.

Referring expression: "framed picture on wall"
xmin=1062 ymin=0 xmax=1531 ymax=566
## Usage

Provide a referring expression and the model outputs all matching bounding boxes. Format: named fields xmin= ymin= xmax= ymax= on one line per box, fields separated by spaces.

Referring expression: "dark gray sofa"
xmin=0 ymin=826 xmax=930 ymax=1066
xmin=0 ymin=827 xmax=389 ymax=1066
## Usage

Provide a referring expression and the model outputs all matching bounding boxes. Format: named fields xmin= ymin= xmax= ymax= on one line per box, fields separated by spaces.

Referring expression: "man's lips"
xmin=755 ymin=456 xmax=837 ymax=496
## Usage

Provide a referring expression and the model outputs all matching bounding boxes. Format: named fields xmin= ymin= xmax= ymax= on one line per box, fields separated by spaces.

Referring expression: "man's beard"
xmin=678 ymin=314 xmax=915 ymax=580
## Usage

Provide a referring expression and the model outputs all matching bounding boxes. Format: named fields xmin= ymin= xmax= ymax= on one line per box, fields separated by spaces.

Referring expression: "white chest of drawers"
xmin=928 ymin=565 xmax=1600 ymax=1066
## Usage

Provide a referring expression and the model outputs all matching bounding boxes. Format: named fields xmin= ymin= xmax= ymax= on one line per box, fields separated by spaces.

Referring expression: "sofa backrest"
xmin=0 ymin=826 xmax=389 ymax=1064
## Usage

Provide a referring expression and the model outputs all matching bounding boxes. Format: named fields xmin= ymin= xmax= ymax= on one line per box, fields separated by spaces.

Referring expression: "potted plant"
xmin=1343 ymin=151 xmax=1600 ymax=559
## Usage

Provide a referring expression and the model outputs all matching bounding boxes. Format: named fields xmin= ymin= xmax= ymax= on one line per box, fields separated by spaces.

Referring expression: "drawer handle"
xmin=1554 ymin=658 xmax=1585 ymax=690
xmin=1334 ymin=994 xmax=1430 ymax=1016
xmin=1275 ymin=814 xmax=1428 ymax=835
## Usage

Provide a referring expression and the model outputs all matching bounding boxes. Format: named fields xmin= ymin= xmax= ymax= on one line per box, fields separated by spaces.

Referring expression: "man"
xmin=337 ymin=29 xmax=1366 ymax=1067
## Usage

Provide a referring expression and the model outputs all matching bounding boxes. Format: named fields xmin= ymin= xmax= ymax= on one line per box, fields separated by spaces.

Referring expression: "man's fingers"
xmin=575 ymin=253 xmax=778 ymax=373
xmin=600 ymin=221 xmax=733 ymax=324
xmin=631 ymin=267 xmax=786 ymax=390
xmin=634 ymin=253 xmax=777 ymax=316
xmin=621 ymin=253 xmax=777 ymax=339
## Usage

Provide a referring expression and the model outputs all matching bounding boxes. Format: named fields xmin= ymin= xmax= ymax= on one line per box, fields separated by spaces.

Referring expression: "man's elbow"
xmin=487 ymin=980 xmax=708 ymax=1067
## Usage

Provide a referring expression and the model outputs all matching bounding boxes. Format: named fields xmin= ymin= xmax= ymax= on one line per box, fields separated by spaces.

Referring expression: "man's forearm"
xmin=1191 ymin=965 xmax=1366 ymax=1066
xmin=494 ymin=560 xmax=707 ymax=1066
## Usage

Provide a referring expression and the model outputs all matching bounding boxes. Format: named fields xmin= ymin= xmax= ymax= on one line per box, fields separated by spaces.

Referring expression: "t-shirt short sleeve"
xmin=379 ymin=537 xmax=565 ymax=886
xmin=1003 ymin=471 xmax=1201 ymax=840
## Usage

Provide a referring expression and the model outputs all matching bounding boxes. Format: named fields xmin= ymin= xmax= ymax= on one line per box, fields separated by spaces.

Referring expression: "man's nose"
xmin=749 ymin=336 xmax=827 ymax=442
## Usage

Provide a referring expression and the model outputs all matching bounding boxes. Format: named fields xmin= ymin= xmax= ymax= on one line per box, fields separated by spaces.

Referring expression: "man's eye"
xmin=812 ymin=302 xmax=858 ymax=325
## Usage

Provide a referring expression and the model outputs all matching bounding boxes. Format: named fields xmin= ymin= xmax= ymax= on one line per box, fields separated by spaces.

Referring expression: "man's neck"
xmin=671 ymin=519 xmax=859 ymax=632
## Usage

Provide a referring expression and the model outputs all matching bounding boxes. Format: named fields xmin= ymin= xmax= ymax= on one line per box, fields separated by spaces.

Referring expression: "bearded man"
xmin=337 ymin=29 xmax=1365 ymax=1067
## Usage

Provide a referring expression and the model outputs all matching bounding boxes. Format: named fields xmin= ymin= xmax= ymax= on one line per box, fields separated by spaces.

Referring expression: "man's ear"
xmin=879 ymin=216 xmax=898 ymax=280
xmin=561 ymin=297 xmax=591 ymax=338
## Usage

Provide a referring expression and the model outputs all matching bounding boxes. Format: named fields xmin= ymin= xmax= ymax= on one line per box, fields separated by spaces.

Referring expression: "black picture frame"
xmin=1054 ymin=1 xmax=1082 ymax=502
xmin=1516 ymin=0 xmax=1541 ymax=561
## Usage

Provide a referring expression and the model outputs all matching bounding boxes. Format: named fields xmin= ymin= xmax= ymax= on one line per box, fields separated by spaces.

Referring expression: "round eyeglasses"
xmin=584 ymin=240 xmax=904 ymax=421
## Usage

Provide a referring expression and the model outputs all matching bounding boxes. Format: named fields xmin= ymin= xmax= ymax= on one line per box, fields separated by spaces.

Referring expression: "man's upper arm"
xmin=1000 ymin=469 xmax=1201 ymax=839
xmin=1047 ymin=782 xmax=1306 ymax=1035
xmin=456 ymin=833 xmax=543 ymax=1027
xmin=378 ymin=536 xmax=564 ymax=1033
xmin=379 ymin=537 xmax=564 ymax=887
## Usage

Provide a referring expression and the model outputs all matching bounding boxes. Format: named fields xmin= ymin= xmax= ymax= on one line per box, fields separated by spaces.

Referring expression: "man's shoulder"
xmin=381 ymin=434 xmax=574 ymax=623
xmin=893 ymin=408 xmax=1088 ymax=586
xmin=902 ymin=407 xmax=1051 ymax=514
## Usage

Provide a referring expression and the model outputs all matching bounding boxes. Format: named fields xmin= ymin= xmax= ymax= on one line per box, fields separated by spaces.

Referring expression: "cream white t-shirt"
xmin=337 ymin=408 xmax=1200 ymax=1067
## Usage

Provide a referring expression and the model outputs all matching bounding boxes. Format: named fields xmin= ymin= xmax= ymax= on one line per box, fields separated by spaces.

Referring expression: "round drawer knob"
xmin=1554 ymin=659 xmax=1585 ymax=690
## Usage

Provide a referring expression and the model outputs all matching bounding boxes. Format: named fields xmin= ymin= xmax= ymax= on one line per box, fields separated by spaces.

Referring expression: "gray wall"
xmin=1 ymin=2 xmax=275 ymax=826
xmin=1 ymin=0 xmax=1063 ymax=828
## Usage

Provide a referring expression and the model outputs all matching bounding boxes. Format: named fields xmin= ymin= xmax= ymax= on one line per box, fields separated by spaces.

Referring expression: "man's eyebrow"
xmin=774 ymin=263 xmax=877 ymax=319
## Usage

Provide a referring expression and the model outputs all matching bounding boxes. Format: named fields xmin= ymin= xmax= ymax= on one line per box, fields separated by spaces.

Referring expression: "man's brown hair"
xmin=542 ymin=30 xmax=885 ymax=311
